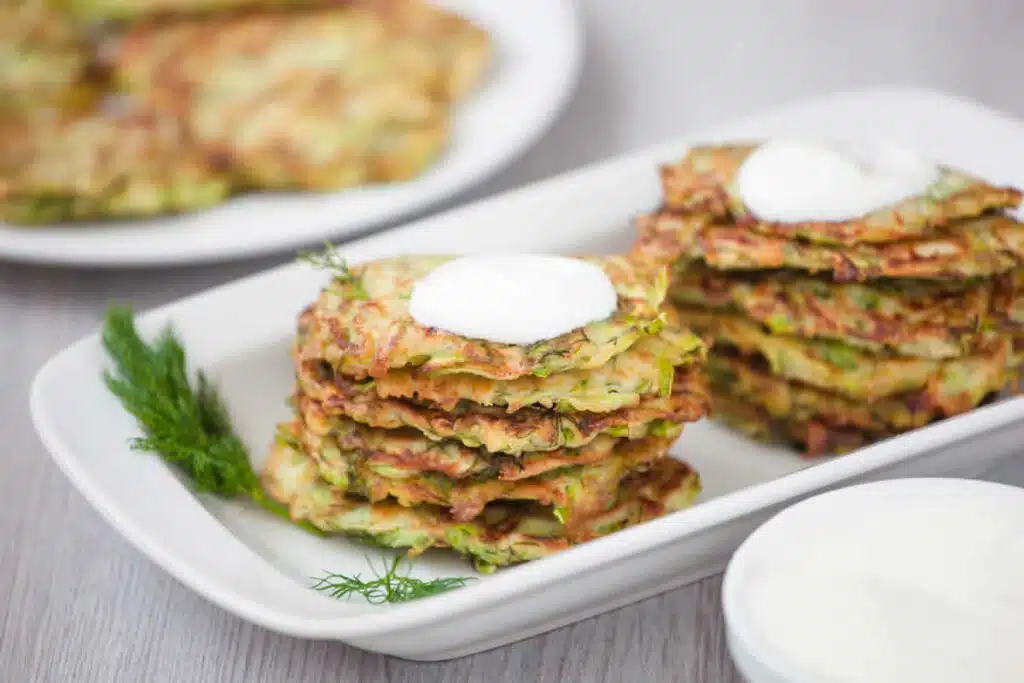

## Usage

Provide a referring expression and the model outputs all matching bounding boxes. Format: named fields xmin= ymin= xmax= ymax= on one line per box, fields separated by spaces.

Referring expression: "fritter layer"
xmin=296 ymin=412 xmax=680 ymax=482
xmin=633 ymin=212 xmax=1024 ymax=282
xmin=0 ymin=107 xmax=231 ymax=224
xmin=262 ymin=435 xmax=702 ymax=566
xmin=711 ymin=393 xmax=878 ymax=456
xmin=104 ymin=0 xmax=490 ymax=102
xmin=295 ymin=363 xmax=709 ymax=455
xmin=675 ymin=306 xmax=1011 ymax=404
xmin=297 ymin=313 xmax=704 ymax=413
xmin=298 ymin=255 xmax=673 ymax=380
xmin=658 ymin=143 xmax=1021 ymax=244
xmin=102 ymin=3 xmax=490 ymax=189
xmin=669 ymin=263 xmax=1014 ymax=359
xmin=706 ymin=353 xmax=1007 ymax=434
xmin=282 ymin=419 xmax=674 ymax=525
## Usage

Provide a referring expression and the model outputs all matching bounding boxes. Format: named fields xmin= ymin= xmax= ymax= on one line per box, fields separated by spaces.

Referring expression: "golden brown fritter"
xmin=298 ymin=255 xmax=672 ymax=381
xmin=0 ymin=105 xmax=231 ymax=224
xmin=705 ymin=353 xmax=1007 ymax=434
xmin=633 ymin=211 xmax=1024 ymax=282
xmin=710 ymin=392 xmax=879 ymax=457
xmin=295 ymin=362 xmax=710 ymax=455
xmin=300 ymin=414 xmax=672 ymax=482
xmin=675 ymin=306 xmax=1012 ymax=405
xmin=189 ymin=75 xmax=448 ymax=190
xmin=286 ymin=419 xmax=674 ymax=525
xmin=100 ymin=2 xmax=490 ymax=189
xmin=107 ymin=1 xmax=489 ymax=101
xmin=669 ymin=263 xmax=1003 ymax=359
xmin=659 ymin=143 xmax=1022 ymax=244
xmin=296 ymin=314 xmax=704 ymax=414
xmin=262 ymin=431 xmax=702 ymax=565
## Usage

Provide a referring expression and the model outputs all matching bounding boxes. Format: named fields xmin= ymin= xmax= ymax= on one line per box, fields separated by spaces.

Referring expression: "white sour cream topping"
xmin=739 ymin=480 xmax=1024 ymax=683
xmin=408 ymin=255 xmax=618 ymax=345
xmin=736 ymin=139 xmax=940 ymax=221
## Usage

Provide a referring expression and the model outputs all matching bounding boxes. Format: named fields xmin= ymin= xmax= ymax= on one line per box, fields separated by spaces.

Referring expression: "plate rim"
xmin=29 ymin=84 xmax=1024 ymax=639
xmin=0 ymin=0 xmax=584 ymax=268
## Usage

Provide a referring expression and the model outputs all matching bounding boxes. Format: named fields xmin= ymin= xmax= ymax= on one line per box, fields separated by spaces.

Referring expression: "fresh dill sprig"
xmin=101 ymin=306 xmax=322 ymax=536
xmin=297 ymin=242 xmax=349 ymax=275
xmin=311 ymin=555 xmax=473 ymax=604
xmin=102 ymin=306 xmax=473 ymax=603
xmin=297 ymin=243 xmax=369 ymax=299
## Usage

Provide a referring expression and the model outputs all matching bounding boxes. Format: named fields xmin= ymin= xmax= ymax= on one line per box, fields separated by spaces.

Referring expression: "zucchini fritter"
xmin=264 ymin=250 xmax=710 ymax=567
xmin=299 ymin=255 xmax=671 ymax=380
xmin=0 ymin=106 xmax=231 ymax=224
xmin=295 ymin=364 xmax=709 ymax=455
xmin=297 ymin=315 xmax=703 ymax=414
xmin=102 ymin=2 xmax=490 ymax=189
xmin=706 ymin=353 xmax=1008 ymax=433
xmin=301 ymin=415 xmax=673 ymax=482
xmin=108 ymin=1 xmax=489 ymax=102
xmin=659 ymin=143 xmax=1022 ymax=245
xmin=284 ymin=419 xmax=675 ymax=526
xmin=711 ymin=393 xmax=879 ymax=457
xmin=669 ymin=263 xmax=1010 ymax=359
xmin=262 ymin=433 xmax=702 ymax=566
xmin=634 ymin=211 xmax=1024 ymax=282
xmin=188 ymin=75 xmax=449 ymax=189
xmin=677 ymin=306 xmax=1011 ymax=404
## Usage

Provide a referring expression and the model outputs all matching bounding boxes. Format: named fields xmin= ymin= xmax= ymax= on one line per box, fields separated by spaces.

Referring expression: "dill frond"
xmin=101 ymin=306 xmax=322 ymax=534
xmin=310 ymin=555 xmax=472 ymax=604
xmin=102 ymin=306 xmax=473 ymax=601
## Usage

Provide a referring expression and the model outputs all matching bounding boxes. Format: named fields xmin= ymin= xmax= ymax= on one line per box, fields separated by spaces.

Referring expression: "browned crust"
xmin=705 ymin=351 xmax=1008 ymax=434
xmin=295 ymin=418 xmax=676 ymax=524
xmin=659 ymin=143 xmax=1022 ymax=245
xmin=711 ymin=392 xmax=881 ymax=457
xmin=298 ymin=255 xmax=671 ymax=380
xmin=668 ymin=264 xmax=1008 ymax=359
xmin=295 ymin=362 xmax=710 ymax=455
xmin=632 ymin=211 xmax=1024 ymax=282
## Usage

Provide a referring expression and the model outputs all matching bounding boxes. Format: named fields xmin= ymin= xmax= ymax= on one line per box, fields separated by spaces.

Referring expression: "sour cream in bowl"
xmin=722 ymin=478 xmax=1024 ymax=683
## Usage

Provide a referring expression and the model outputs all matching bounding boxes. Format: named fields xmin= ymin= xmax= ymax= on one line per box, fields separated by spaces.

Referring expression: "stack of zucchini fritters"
xmin=0 ymin=0 xmax=490 ymax=224
xmin=630 ymin=143 xmax=1024 ymax=455
xmin=261 ymin=255 xmax=710 ymax=570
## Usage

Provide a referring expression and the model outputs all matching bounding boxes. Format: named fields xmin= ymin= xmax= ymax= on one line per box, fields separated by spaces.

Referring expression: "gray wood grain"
xmin=3 ymin=1 xmax=1024 ymax=681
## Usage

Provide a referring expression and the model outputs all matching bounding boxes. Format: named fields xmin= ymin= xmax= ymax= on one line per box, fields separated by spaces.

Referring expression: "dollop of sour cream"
xmin=736 ymin=480 xmax=1024 ymax=683
xmin=408 ymin=255 xmax=618 ymax=345
xmin=736 ymin=139 xmax=940 ymax=221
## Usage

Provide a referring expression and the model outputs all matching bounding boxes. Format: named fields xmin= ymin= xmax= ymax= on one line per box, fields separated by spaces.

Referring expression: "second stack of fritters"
xmin=1 ymin=0 xmax=492 ymax=224
xmin=101 ymin=1 xmax=491 ymax=191
xmin=630 ymin=142 xmax=1024 ymax=455
xmin=262 ymin=255 xmax=711 ymax=570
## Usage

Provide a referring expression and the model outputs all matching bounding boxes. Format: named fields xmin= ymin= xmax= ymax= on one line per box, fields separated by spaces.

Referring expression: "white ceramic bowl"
xmin=722 ymin=478 xmax=1024 ymax=683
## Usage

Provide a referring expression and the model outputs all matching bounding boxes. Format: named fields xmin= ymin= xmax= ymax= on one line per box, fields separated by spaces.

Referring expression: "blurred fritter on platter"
xmin=0 ymin=0 xmax=493 ymax=225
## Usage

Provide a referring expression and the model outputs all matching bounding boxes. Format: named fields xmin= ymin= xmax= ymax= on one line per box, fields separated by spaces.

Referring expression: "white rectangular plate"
xmin=31 ymin=86 xmax=1024 ymax=661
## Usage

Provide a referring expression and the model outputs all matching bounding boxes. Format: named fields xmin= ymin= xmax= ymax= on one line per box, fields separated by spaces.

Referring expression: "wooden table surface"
xmin=4 ymin=2 xmax=1024 ymax=681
